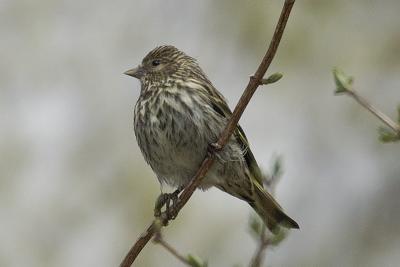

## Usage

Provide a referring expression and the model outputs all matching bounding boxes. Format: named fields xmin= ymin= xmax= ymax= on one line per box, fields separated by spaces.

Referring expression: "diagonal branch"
xmin=120 ymin=1 xmax=296 ymax=266
xmin=333 ymin=68 xmax=400 ymax=142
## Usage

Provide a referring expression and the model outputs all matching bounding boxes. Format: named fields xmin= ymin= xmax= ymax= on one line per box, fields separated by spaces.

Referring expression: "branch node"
xmin=250 ymin=75 xmax=262 ymax=86
xmin=152 ymin=231 xmax=161 ymax=244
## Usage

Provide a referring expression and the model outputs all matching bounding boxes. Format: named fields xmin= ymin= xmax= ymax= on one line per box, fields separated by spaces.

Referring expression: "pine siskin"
xmin=125 ymin=45 xmax=299 ymax=232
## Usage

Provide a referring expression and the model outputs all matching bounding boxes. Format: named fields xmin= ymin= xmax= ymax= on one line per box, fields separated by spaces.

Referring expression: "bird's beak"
xmin=124 ymin=65 xmax=144 ymax=79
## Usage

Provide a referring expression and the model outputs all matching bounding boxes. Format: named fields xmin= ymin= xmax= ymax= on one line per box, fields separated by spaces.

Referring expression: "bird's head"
xmin=125 ymin=45 xmax=201 ymax=85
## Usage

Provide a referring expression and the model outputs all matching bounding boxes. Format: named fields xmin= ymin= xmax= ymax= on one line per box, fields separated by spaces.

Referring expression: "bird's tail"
xmin=250 ymin=181 xmax=299 ymax=233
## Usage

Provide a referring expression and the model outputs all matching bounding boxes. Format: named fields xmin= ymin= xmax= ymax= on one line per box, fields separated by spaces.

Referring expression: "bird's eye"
xmin=151 ymin=59 xmax=161 ymax=66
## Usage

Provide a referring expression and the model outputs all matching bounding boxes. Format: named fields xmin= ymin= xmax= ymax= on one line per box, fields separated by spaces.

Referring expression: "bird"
xmin=125 ymin=45 xmax=299 ymax=232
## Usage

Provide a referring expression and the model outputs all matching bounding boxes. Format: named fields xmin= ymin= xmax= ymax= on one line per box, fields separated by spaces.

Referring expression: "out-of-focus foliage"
xmin=249 ymin=213 xmax=264 ymax=239
xmin=333 ymin=68 xmax=399 ymax=143
xmin=186 ymin=254 xmax=208 ymax=267
xmin=379 ymin=126 xmax=400 ymax=143
xmin=379 ymin=105 xmax=400 ymax=142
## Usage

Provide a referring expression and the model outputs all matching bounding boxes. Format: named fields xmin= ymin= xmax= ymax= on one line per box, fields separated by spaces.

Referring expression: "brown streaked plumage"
xmin=125 ymin=45 xmax=299 ymax=232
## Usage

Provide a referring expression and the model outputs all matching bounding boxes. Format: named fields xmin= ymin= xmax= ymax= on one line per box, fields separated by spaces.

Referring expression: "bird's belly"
xmin=134 ymin=90 xmax=242 ymax=189
xmin=136 ymin=110 xmax=210 ymax=186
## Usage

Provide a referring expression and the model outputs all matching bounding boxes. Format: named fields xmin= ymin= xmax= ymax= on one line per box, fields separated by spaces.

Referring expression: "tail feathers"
xmin=251 ymin=182 xmax=299 ymax=233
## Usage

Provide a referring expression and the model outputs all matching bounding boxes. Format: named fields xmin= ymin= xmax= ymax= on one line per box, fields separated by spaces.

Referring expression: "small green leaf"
xmin=248 ymin=213 xmax=263 ymax=239
xmin=262 ymin=72 xmax=283 ymax=85
xmin=378 ymin=127 xmax=400 ymax=143
xmin=187 ymin=254 xmax=208 ymax=267
xmin=271 ymin=156 xmax=283 ymax=180
xmin=262 ymin=156 xmax=284 ymax=188
xmin=269 ymin=228 xmax=288 ymax=247
xmin=333 ymin=68 xmax=354 ymax=94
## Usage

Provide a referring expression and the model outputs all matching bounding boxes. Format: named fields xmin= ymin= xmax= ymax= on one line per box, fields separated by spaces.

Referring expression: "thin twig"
xmin=120 ymin=1 xmax=295 ymax=266
xmin=347 ymin=90 xmax=400 ymax=133
xmin=153 ymin=232 xmax=192 ymax=266
xmin=250 ymin=225 xmax=270 ymax=267
xmin=333 ymin=68 xmax=400 ymax=138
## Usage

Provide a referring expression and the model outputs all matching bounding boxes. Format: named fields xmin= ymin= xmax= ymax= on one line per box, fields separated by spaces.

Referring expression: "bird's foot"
xmin=154 ymin=187 xmax=183 ymax=220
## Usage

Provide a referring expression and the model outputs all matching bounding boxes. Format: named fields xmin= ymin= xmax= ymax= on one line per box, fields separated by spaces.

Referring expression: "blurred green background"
xmin=1 ymin=0 xmax=399 ymax=266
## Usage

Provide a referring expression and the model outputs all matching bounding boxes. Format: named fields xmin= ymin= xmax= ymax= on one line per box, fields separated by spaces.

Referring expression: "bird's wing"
xmin=208 ymin=89 xmax=264 ymax=186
